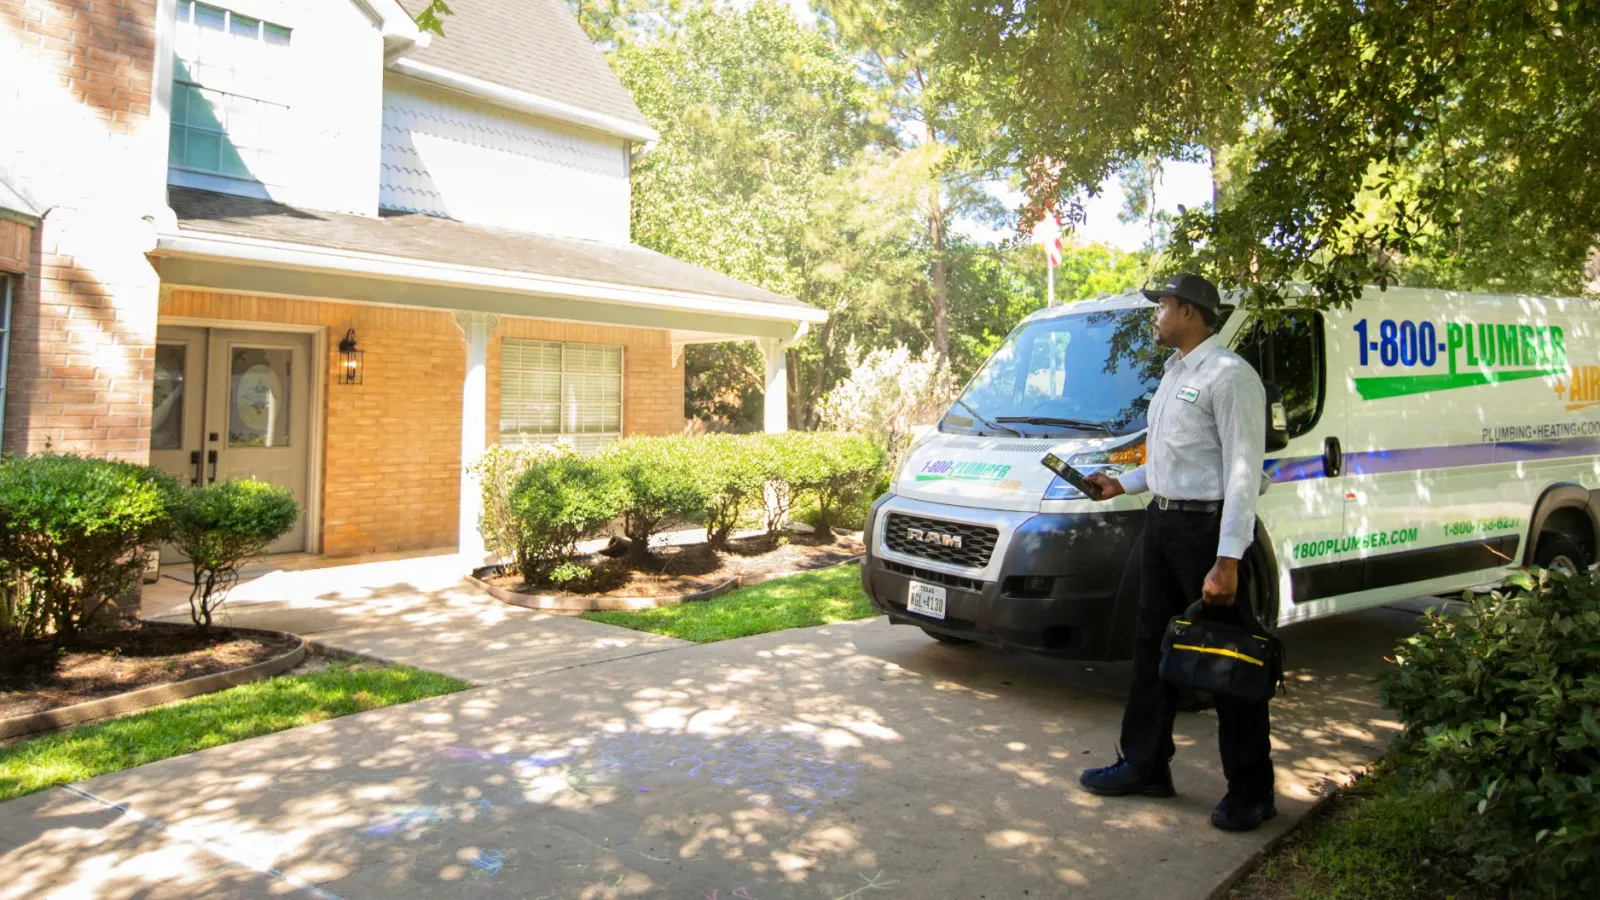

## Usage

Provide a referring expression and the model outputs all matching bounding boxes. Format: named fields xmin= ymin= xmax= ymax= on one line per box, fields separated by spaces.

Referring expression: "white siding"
xmin=380 ymin=78 xmax=631 ymax=242
xmin=164 ymin=0 xmax=386 ymax=216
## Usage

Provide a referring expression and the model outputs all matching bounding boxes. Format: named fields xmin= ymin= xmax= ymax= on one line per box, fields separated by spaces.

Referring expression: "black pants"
xmin=1118 ymin=503 xmax=1274 ymax=799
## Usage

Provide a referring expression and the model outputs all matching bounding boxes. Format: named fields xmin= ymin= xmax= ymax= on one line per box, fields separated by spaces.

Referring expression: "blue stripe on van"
xmin=1265 ymin=435 xmax=1600 ymax=483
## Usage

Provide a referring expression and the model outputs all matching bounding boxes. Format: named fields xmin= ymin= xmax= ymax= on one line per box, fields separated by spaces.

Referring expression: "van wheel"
xmin=921 ymin=627 xmax=974 ymax=646
xmin=1534 ymin=532 xmax=1586 ymax=576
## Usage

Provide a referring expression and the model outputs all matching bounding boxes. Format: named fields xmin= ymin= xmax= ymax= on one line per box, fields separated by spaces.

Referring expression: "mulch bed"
xmin=0 ymin=624 xmax=299 ymax=720
xmin=487 ymin=531 xmax=866 ymax=599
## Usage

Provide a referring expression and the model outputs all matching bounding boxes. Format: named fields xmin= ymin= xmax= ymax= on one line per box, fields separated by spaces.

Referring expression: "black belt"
xmin=1152 ymin=495 xmax=1222 ymax=514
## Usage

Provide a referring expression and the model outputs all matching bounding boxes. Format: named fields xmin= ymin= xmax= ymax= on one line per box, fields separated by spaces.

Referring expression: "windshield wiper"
xmin=995 ymin=416 xmax=1113 ymax=435
xmin=951 ymin=399 xmax=1024 ymax=437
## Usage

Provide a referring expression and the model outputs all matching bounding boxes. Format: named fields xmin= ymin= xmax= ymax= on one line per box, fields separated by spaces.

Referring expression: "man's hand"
xmin=1083 ymin=472 xmax=1124 ymax=501
xmin=1202 ymin=558 xmax=1239 ymax=607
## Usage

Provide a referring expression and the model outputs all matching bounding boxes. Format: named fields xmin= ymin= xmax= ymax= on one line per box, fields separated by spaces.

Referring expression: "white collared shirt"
xmin=1117 ymin=334 xmax=1267 ymax=559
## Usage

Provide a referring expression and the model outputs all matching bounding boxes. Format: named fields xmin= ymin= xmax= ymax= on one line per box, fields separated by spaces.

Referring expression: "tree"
xmin=901 ymin=0 xmax=1600 ymax=308
xmin=565 ymin=0 xmax=698 ymax=51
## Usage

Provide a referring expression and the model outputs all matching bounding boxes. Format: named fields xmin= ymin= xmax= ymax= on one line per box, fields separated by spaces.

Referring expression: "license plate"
xmin=907 ymin=580 xmax=947 ymax=620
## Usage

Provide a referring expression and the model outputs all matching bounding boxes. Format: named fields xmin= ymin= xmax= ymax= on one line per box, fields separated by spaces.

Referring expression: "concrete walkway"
xmin=141 ymin=553 xmax=687 ymax=685
xmin=0 ymin=597 xmax=1424 ymax=900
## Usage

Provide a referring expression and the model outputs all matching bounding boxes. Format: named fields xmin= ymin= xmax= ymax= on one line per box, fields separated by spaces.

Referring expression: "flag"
xmin=1030 ymin=212 xmax=1063 ymax=268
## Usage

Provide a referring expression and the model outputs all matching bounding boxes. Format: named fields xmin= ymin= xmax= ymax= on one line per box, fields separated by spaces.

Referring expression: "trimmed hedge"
xmin=1380 ymin=568 xmax=1600 ymax=898
xmin=502 ymin=431 xmax=886 ymax=580
xmin=170 ymin=479 xmax=300 ymax=635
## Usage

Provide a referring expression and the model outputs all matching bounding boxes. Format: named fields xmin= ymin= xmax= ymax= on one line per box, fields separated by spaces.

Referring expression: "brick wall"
xmin=162 ymin=291 xmax=686 ymax=557
xmin=0 ymin=0 xmax=163 ymax=460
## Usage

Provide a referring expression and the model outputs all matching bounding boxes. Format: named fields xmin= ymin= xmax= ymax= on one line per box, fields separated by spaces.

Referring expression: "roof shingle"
xmin=167 ymin=187 xmax=807 ymax=311
xmin=397 ymin=0 xmax=649 ymax=131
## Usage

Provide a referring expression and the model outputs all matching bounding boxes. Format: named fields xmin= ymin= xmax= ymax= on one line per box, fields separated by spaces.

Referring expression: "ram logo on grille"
xmin=906 ymin=527 xmax=963 ymax=549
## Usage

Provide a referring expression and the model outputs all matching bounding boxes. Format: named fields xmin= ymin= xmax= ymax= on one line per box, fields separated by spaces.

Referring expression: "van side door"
xmin=1231 ymin=310 xmax=1351 ymax=626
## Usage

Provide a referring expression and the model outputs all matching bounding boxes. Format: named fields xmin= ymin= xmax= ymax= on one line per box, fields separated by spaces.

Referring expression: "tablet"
xmin=1041 ymin=452 xmax=1102 ymax=500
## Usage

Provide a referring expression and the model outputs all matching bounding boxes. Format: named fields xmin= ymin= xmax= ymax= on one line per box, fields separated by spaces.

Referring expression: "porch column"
xmin=759 ymin=337 xmax=788 ymax=434
xmin=455 ymin=311 xmax=499 ymax=563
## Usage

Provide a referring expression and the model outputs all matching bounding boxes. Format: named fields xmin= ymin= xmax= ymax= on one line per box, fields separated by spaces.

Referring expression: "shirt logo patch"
xmin=1177 ymin=386 xmax=1200 ymax=403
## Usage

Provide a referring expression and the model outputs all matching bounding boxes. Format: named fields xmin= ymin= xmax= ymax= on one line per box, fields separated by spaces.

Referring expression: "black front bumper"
xmin=862 ymin=495 xmax=1145 ymax=660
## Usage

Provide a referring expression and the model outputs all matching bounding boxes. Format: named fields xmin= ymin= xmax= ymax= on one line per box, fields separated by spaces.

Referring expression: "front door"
xmin=150 ymin=326 xmax=313 ymax=556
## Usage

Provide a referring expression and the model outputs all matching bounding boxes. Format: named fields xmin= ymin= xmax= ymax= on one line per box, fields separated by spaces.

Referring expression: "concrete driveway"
xmin=0 ymin=605 xmax=1423 ymax=900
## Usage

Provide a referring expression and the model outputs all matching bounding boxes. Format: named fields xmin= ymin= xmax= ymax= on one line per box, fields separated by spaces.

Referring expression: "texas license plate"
xmin=907 ymin=580 xmax=947 ymax=620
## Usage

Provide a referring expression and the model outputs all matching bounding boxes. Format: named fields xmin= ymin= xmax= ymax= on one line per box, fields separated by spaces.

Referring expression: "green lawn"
xmin=583 ymin=562 xmax=874 ymax=642
xmin=1230 ymin=761 xmax=1471 ymax=900
xmin=0 ymin=662 xmax=468 ymax=803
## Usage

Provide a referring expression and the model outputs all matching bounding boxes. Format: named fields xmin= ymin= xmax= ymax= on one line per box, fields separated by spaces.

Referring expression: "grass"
xmin=0 ymin=661 xmax=468 ymax=803
xmin=582 ymin=562 xmax=873 ymax=642
xmin=1229 ymin=760 xmax=1472 ymax=900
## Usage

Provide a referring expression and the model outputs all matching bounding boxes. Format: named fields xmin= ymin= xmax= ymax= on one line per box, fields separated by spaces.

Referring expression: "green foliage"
xmin=762 ymin=432 xmax=885 ymax=538
xmin=599 ymin=436 xmax=711 ymax=561
xmin=1379 ymin=570 xmax=1600 ymax=897
xmin=508 ymin=457 xmax=627 ymax=582
xmin=170 ymin=480 xmax=299 ymax=635
xmin=697 ymin=434 xmax=768 ymax=549
xmin=412 ymin=0 xmax=452 ymax=36
xmin=0 ymin=661 xmax=468 ymax=803
xmin=583 ymin=562 xmax=870 ymax=642
xmin=470 ymin=442 xmax=575 ymax=560
xmin=906 ymin=0 xmax=1600 ymax=307
xmin=549 ymin=562 xmax=593 ymax=586
xmin=0 ymin=454 xmax=180 ymax=644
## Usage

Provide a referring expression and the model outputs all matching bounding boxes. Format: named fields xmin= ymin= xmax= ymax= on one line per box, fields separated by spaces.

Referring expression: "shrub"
xmin=753 ymin=432 xmax=802 ymax=536
xmin=698 ymin=434 xmax=767 ymax=549
xmin=776 ymin=432 xmax=887 ymax=538
xmin=0 ymin=453 xmax=180 ymax=644
xmin=599 ymin=436 xmax=710 ymax=562
xmin=820 ymin=343 xmax=954 ymax=463
xmin=470 ymin=442 xmax=574 ymax=561
xmin=508 ymin=457 xmax=626 ymax=581
xmin=169 ymin=480 xmax=300 ymax=636
xmin=1379 ymin=569 xmax=1600 ymax=898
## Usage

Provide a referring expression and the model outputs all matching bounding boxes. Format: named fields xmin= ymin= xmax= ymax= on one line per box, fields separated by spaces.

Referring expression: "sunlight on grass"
xmin=583 ymin=563 xmax=873 ymax=642
xmin=0 ymin=663 xmax=468 ymax=803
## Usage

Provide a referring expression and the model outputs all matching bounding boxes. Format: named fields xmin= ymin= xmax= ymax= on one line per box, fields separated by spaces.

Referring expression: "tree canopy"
xmin=903 ymin=0 xmax=1600 ymax=308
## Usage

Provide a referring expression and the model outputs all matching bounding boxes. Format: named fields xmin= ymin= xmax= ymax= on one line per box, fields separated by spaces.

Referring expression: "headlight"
xmin=1043 ymin=440 xmax=1145 ymax=500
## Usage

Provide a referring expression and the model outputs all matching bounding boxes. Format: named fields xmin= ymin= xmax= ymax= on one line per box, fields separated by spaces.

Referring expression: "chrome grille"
xmin=883 ymin=513 xmax=998 ymax=569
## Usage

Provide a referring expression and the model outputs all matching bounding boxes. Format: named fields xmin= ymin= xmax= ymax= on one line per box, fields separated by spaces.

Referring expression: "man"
xmin=1079 ymin=272 xmax=1275 ymax=832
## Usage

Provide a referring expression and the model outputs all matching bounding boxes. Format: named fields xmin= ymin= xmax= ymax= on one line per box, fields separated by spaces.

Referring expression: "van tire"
xmin=1533 ymin=532 xmax=1586 ymax=576
xmin=921 ymin=627 xmax=975 ymax=646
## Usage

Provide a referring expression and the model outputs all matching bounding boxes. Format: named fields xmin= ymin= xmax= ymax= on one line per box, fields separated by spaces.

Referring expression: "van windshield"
xmin=944 ymin=307 xmax=1166 ymax=438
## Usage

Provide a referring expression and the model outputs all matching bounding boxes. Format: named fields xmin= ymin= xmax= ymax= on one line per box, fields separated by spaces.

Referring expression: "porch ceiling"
xmin=154 ymin=187 xmax=823 ymax=339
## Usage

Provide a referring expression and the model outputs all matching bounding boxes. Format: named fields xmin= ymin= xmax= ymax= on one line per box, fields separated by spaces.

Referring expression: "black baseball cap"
xmin=1141 ymin=272 xmax=1221 ymax=312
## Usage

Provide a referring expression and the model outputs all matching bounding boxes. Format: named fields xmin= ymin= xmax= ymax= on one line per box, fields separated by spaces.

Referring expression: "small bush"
xmin=170 ymin=479 xmax=300 ymax=635
xmin=1379 ymin=569 xmax=1600 ymax=898
xmin=699 ymin=434 xmax=767 ymax=549
xmin=599 ymin=436 xmax=709 ymax=562
xmin=508 ymin=457 xmax=625 ymax=582
xmin=0 ymin=454 xmax=180 ymax=644
xmin=820 ymin=343 xmax=954 ymax=464
xmin=470 ymin=442 xmax=573 ymax=561
xmin=774 ymin=432 xmax=886 ymax=539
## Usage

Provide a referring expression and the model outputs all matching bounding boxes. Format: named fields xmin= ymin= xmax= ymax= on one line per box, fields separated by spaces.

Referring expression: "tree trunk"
xmin=928 ymin=199 xmax=950 ymax=364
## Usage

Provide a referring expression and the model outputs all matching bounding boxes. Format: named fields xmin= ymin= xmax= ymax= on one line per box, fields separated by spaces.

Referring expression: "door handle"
xmin=189 ymin=450 xmax=202 ymax=486
xmin=1323 ymin=436 xmax=1343 ymax=478
xmin=207 ymin=449 xmax=218 ymax=484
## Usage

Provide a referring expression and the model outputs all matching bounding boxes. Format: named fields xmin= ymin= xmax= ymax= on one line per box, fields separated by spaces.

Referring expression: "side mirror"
xmin=1263 ymin=382 xmax=1290 ymax=452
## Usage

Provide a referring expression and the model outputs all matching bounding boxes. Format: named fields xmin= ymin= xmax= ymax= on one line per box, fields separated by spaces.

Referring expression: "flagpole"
xmin=1047 ymin=260 xmax=1055 ymax=308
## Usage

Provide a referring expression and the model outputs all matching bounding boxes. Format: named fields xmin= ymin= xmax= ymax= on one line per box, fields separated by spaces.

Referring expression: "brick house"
xmin=0 ymin=0 xmax=822 ymax=562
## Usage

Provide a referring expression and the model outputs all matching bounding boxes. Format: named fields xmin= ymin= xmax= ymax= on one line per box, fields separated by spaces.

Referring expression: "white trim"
xmin=154 ymin=230 xmax=828 ymax=324
xmin=387 ymin=57 xmax=659 ymax=145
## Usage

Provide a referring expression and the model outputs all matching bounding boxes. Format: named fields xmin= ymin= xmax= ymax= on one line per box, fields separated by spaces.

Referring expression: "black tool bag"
xmin=1159 ymin=601 xmax=1286 ymax=703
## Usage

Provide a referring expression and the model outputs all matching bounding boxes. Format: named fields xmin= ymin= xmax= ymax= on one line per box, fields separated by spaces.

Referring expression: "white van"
xmin=862 ymin=287 xmax=1599 ymax=657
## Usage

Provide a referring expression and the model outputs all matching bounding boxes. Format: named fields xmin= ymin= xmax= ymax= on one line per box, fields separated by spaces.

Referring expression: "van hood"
xmin=895 ymin=433 xmax=1125 ymax=513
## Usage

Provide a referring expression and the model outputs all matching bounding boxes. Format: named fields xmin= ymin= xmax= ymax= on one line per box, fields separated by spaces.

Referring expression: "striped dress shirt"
xmin=1116 ymin=335 xmax=1267 ymax=560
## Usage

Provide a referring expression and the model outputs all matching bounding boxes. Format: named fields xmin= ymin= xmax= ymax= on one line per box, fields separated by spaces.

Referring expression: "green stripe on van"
xmin=1354 ymin=367 xmax=1562 ymax=401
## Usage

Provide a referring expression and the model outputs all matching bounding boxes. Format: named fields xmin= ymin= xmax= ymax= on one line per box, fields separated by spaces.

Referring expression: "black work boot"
xmin=1210 ymin=792 xmax=1278 ymax=831
xmin=1078 ymin=755 xmax=1175 ymax=798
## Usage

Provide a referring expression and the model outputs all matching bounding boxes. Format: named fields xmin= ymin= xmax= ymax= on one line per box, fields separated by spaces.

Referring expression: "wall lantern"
xmin=337 ymin=329 xmax=364 ymax=385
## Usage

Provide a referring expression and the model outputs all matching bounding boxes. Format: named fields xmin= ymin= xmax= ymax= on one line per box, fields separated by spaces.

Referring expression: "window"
xmin=0 ymin=276 xmax=10 ymax=439
xmin=1234 ymin=311 xmax=1325 ymax=437
xmin=168 ymin=0 xmax=291 ymax=183
xmin=500 ymin=340 xmax=623 ymax=454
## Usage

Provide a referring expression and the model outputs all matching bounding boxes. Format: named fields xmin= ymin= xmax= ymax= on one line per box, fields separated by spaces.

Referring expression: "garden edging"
xmin=466 ymin=555 xmax=865 ymax=614
xmin=0 ymin=625 xmax=308 ymax=740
